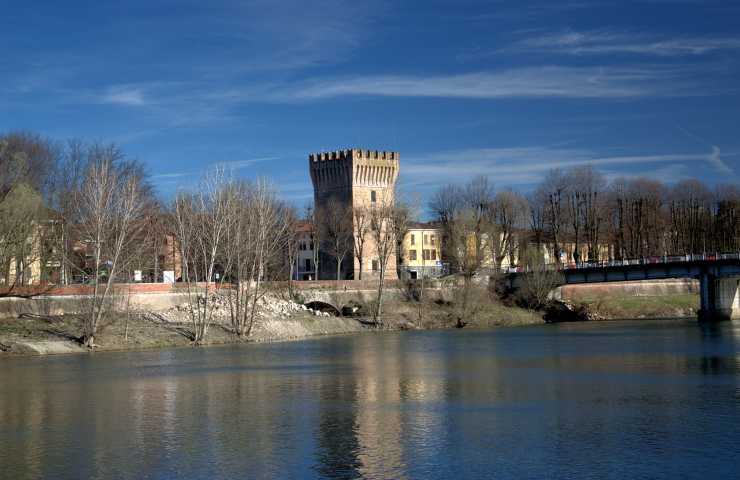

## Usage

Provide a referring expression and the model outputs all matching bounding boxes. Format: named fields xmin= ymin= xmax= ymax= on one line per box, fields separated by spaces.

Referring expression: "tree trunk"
xmin=375 ymin=268 xmax=385 ymax=327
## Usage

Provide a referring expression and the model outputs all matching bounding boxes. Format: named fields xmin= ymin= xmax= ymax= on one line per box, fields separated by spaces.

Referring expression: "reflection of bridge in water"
xmin=509 ymin=254 xmax=740 ymax=321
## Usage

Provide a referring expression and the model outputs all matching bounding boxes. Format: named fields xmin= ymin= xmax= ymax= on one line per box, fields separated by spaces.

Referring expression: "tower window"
xmin=410 ymin=234 xmax=415 ymax=245
xmin=371 ymin=190 xmax=377 ymax=203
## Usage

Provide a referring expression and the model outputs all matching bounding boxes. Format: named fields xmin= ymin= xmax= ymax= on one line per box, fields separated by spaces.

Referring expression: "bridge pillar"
xmin=699 ymin=274 xmax=740 ymax=321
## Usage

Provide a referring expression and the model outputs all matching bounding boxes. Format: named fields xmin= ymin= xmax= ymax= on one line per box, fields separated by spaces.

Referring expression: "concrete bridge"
xmin=509 ymin=254 xmax=740 ymax=321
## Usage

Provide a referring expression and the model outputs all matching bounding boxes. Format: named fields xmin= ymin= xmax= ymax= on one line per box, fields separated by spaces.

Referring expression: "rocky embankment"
xmin=0 ymin=293 xmax=369 ymax=356
xmin=153 ymin=293 xmax=367 ymax=343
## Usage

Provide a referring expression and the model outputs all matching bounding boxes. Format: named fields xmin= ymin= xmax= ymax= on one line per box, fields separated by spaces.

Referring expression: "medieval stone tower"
xmin=309 ymin=148 xmax=400 ymax=280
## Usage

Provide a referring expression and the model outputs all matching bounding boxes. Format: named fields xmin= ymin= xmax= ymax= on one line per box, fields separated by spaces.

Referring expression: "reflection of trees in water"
xmin=313 ymin=375 xmax=361 ymax=480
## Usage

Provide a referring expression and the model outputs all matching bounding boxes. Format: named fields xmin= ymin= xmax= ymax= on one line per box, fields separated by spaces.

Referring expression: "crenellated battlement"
xmin=309 ymin=149 xmax=399 ymax=163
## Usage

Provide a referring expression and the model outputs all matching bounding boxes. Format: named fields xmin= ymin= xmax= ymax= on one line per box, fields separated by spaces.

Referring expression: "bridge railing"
xmin=502 ymin=252 xmax=740 ymax=274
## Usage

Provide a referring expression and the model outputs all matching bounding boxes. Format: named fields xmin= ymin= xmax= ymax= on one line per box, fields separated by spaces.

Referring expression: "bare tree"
xmin=73 ymin=145 xmax=147 ymax=348
xmin=713 ymin=184 xmax=740 ymax=252
xmin=223 ymin=179 xmax=289 ymax=338
xmin=368 ymin=190 xmax=404 ymax=326
xmin=430 ymin=176 xmax=494 ymax=327
xmin=317 ymin=197 xmax=353 ymax=281
xmin=352 ymin=204 xmax=370 ymax=280
xmin=669 ymin=179 xmax=712 ymax=255
xmin=305 ymin=203 xmax=320 ymax=280
xmin=609 ymin=177 xmax=666 ymax=260
xmin=47 ymin=140 xmax=87 ymax=285
xmin=489 ymin=190 xmax=529 ymax=269
xmin=536 ymin=169 xmax=568 ymax=266
xmin=516 ymin=249 xmax=564 ymax=310
xmin=283 ymin=207 xmax=300 ymax=295
xmin=173 ymin=168 xmax=235 ymax=344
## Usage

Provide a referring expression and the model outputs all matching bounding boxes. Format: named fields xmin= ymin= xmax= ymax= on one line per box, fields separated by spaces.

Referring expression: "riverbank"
xmin=0 ymin=293 xmax=545 ymax=356
xmin=565 ymin=293 xmax=698 ymax=320
xmin=0 ymin=289 xmax=701 ymax=356
xmin=0 ymin=311 xmax=370 ymax=355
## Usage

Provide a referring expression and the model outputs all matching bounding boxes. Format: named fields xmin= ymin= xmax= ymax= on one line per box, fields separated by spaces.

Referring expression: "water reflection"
xmin=2 ymin=320 xmax=740 ymax=479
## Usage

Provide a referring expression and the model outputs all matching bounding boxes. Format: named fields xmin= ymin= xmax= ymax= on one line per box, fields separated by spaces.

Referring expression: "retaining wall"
xmin=553 ymin=278 xmax=699 ymax=301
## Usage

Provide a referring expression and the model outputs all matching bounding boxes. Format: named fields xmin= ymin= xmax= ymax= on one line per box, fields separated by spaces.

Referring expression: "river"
xmin=1 ymin=319 xmax=739 ymax=479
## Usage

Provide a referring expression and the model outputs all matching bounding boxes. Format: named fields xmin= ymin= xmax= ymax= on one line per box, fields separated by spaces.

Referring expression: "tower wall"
xmin=309 ymin=149 xmax=399 ymax=280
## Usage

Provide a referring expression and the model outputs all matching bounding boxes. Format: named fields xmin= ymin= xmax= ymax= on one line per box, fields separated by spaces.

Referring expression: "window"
xmin=372 ymin=260 xmax=379 ymax=271
xmin=423 ymin=250 xmax=430 ymax=261
xmin=424 ymin=234 xmax=429 ymax=245
xmin=410 ymin=234 xmax=415 ymax=245
xmin=430 ymin=234 xmax=436 ymax=245
xmin=305 ymin=259 xmax=311 ymax=271
xmin=371 ymin=190 xmax=377 ymax=203
xmin=409 ymin=250 xmax=417 ymax=261
xmin=431 ymin=250 xmax=437 ymax=261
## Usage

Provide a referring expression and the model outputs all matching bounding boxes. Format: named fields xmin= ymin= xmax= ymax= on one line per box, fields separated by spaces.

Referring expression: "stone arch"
xmin=304 ymin=301 xmax=341 ymax=316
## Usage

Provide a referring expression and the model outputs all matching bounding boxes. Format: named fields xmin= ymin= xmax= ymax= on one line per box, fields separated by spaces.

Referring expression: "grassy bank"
xmin=569 ymin=293 xmax=699 ymax=320
xmin=387 ymin=298 xmax=543 ymax=329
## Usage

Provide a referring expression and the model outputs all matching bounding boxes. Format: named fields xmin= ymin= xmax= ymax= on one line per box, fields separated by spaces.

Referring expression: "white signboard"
xmin=134 ymin=270 xmax=142 ymax=282
xmin=163 ymin=270 xmax=175 ymax=284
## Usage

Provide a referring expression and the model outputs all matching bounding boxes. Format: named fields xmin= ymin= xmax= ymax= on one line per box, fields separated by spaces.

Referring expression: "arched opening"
xmin=304 ymin=301 xmax=341 ymax=317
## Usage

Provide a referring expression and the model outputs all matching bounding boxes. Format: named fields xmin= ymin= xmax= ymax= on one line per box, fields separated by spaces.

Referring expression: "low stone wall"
xmin=0 ymin=279 xmax=441 ymax=319
xmin=553 ymin=279 xmax=699 ymax=301
xmin=0 ymin=292 xmax=192 ymax=319
xmin=0 ymin=282 xmax=222 ymax=297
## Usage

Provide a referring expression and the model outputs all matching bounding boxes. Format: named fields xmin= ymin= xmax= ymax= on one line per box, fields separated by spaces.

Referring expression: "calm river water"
xmin=2 ymin=320 xmax=740 ymax=479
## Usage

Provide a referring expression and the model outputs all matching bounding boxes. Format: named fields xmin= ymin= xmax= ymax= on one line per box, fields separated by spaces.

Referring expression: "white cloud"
xmin=708 ymin=146 xmax=733 ymax=175
xmin=283 ymin=66 xmax=686 ymax=101
xmin=100 ymin=86 xmax=147 ymax=106
xmin=509 ymin=30 xmax=740 ymax=56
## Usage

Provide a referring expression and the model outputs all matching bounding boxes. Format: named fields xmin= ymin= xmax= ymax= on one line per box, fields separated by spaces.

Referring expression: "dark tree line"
xmin=433 ymin=166 xmax=740 ymax=271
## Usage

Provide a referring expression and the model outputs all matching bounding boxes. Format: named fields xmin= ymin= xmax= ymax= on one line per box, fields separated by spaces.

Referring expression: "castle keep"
xmin=309 ymin=149 xmax=399 ymax=280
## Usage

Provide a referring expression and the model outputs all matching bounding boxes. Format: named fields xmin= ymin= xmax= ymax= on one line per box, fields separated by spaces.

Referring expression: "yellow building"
xmin=399 ymin=222 xmax=445 ymax=279
xmin=0 ymin=183 xmax=50 ymax=287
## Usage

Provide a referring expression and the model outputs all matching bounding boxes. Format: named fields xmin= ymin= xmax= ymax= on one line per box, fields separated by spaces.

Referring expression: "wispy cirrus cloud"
xmin=401 ymin=145 xmax=733 ymax=188
xmin=506 ymin=30 xmax=740 ymax=56
xmin=217 ymin=156 xmax=279 ymax=170
xmin=282 ymin=65 xmax=693 ymax=101
xmin=88 ymin=64 xmax=698 ymax=118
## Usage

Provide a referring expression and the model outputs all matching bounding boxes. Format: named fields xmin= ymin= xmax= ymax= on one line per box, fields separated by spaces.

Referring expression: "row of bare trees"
xmin=530 ymin=167 xmax=740 ymax=263
xmin=172 ymin=171 xmax=294 ymax=343
xmin=431 ymin=167 xmax=740 ymax=282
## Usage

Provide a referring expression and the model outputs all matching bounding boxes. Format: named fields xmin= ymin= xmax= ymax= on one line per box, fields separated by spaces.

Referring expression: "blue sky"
xmin=2 ymin=0 xmax=739 ymax=206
